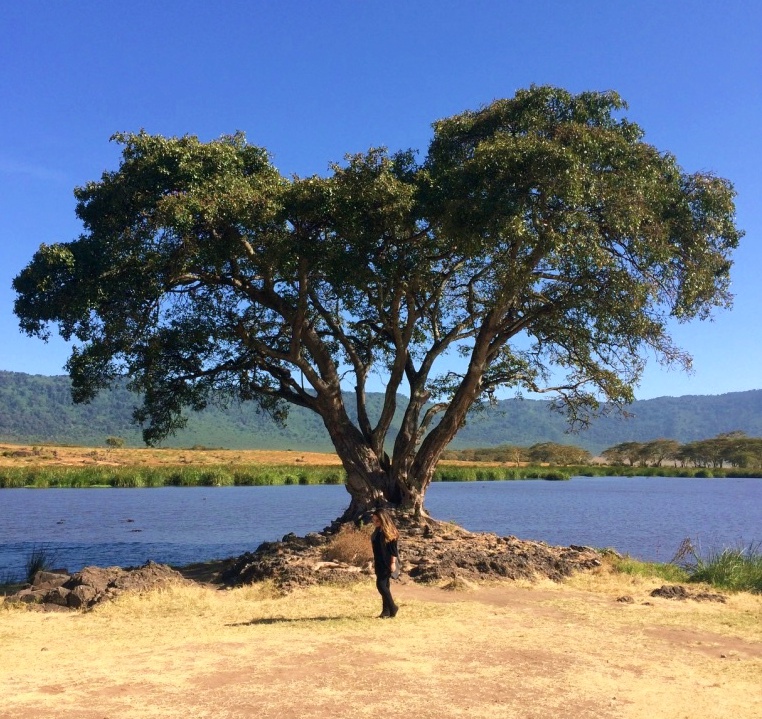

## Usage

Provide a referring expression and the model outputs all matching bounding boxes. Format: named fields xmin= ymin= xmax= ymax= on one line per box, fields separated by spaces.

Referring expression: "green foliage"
xmin=601 ymin=432 xmax=762 ymax=470
xmin=11 ymin=87 xmax=742 ymax=513
xmin=525 ymin=442 xmax=591 ymax=466
xmin=105 ymin=436 xmax=126 ymax=449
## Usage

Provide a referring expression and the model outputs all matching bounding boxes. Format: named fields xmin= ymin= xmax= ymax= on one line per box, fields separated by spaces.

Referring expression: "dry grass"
xmin=0 ymin=442 xmax=522 ymax=470
xmin=1 ymin=572 xmax=760 ymax=719
xmin=0 ymin=443 xmax=344 ymax=468
xmin=322 ymin=524 xmax=374 ymax=566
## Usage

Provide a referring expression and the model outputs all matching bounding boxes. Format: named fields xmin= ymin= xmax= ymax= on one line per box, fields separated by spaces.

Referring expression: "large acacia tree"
xmin=13 ymin=87 xmax=741 ymax=519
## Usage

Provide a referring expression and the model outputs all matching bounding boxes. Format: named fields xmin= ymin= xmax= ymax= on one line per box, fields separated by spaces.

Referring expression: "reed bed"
xmin=0 ymin=463 xmax=345 ymax=489
xmin=2 ymin=461 xmax=760 ymax=489
xmin=432 ymin=465 xmax=570 ymax=481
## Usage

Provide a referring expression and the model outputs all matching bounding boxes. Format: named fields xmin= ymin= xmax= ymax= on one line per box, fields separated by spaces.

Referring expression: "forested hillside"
xmin=1 ymin=371 xmax=762 ymax=454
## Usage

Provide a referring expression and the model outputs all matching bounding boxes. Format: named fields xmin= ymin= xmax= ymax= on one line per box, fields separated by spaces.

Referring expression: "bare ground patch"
xmin=1 ymin=576 xmax=760 ymax=719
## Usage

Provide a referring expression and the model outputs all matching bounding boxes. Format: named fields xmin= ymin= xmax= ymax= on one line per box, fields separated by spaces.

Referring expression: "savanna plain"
xmin=2 ymin=567 xmax=761 ymax=719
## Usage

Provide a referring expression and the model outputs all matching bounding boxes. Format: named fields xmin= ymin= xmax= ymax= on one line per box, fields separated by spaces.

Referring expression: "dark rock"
xmin=650 ymin=584 xmax=726 ymax=603
xmin=110 ymin=561 xmax=188 ymax=593
xmin=39 ymin=603 xmax=72 ymax=613
xmin=65 ymin=567 xmax=123 ymax=594
xmin=651 ymin=585 xmax=690 ymax=600
xmin=32 ymin=571 xmax=70 ymax=588
xmin=616 ymin=596 xmax=634 ymax=603
xmin=304 ymin=533 xmax=326 ymax=547
xmin=4 ymin=560 xmax=188 ymax=610
xmin=43 ymin=586 xmax=71 ymax=606
xmin=67 ymin=585 xmax=98 ymax=609
xmin=14 ymin=589 xmax=47 ymax=604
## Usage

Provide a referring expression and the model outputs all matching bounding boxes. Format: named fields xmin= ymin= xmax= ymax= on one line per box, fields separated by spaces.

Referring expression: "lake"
xmin=1 ymin=476 xmax=760 ymax=581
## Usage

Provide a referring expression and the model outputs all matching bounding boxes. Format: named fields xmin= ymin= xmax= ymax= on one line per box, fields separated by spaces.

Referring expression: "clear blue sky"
xmin=1 ymin=1 xmax=759 ymax=400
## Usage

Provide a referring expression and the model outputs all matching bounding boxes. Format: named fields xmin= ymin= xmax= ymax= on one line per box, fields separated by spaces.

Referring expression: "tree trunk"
xmin=315 ymin=387 xmax=440 ymax=523
xmin=319 ymin=406 xmax=400 ymax=520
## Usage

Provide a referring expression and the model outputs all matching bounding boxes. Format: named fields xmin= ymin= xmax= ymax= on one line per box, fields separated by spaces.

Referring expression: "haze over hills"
xmin=1 ymin=370 xmax=762 ymax=454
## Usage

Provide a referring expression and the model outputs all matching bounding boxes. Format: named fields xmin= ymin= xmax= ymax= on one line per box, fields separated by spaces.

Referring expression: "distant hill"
xmin=1 ymin=370 xmax=762 ymax=454
xmin=454 ymin=392 xmax=762 ymax=453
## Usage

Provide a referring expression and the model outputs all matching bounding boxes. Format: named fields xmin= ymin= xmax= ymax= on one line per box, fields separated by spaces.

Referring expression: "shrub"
xmin=322 ymin=525 xmax=374 ymax=566
xmin=25 ymin=545 xmax=57 ymax=584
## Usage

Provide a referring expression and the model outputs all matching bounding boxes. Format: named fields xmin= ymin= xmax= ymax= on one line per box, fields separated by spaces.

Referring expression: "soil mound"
xmin=219 ymin=518 xmax=603 ymax=591
xmin=650 ymin=584 xmax=727 ymax=603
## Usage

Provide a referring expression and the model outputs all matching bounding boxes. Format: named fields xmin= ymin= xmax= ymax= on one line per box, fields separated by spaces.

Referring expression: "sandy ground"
xmin=2 ymin=569 xmax=760 ymax=719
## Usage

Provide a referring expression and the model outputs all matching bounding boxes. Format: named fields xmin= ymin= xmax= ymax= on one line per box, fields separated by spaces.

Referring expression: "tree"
xmin=601 ymin=441 xmax=646 ymax=466
xmin=526 ymin=442 xmax=591 ymax=466
xmin=13 ymin=86 xmax=741 ymax=521
xmin=639 ymin=439 xmax=681 ymax=467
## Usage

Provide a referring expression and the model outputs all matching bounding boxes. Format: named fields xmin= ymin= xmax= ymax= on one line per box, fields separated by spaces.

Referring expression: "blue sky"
xmin=1 ymin=1 xmax=759 ymax=400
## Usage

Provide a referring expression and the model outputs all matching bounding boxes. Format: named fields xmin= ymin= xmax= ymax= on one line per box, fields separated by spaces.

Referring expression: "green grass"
xmin=0 ymin=464 xmax=348 ymax=489
xmin=609 ymin=543 xmax=762 ymax=594
xmin=432 ymin=466 xmax=569 ymax=482
xmin=607 ymin=554 xmax=689 ymax=583
xmin=684 ymin=544 xmax=762 ymax=594
xmin=1 ymin=462 xmax=760 ymax=490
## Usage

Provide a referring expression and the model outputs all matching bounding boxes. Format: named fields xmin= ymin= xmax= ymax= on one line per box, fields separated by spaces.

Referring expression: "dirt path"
xmin=2 ymin=573 xmax=760 ymax=719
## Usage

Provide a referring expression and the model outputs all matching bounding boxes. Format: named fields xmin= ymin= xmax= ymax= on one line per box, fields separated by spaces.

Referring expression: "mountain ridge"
xmin=1 ymin=370 xmax=761 ymax=454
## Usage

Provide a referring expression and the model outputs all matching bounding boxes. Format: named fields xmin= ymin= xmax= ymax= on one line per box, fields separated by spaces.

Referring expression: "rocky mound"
xmin=650 ymin=584 xmax=727 ymax=603
xmin=5 ymin=561 xmax=189 ymax=611
xmin=219 ymin=519 xmax=604 ymax=592
xmin=4 ymin=522 xmax=606 ymax=608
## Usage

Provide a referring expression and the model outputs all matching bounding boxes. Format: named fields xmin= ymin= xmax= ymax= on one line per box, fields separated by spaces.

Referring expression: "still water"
xmin=1 ymin=477 xmax=760 ymax=580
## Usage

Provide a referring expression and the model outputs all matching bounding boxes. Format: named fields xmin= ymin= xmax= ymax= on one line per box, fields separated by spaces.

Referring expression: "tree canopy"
xmin=13 ymin=86 xmax=741 ymax=519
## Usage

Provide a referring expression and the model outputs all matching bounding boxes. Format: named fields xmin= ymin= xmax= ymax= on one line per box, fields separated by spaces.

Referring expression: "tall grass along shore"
xmin=1 ymin=462 xmax=761 ymax=489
